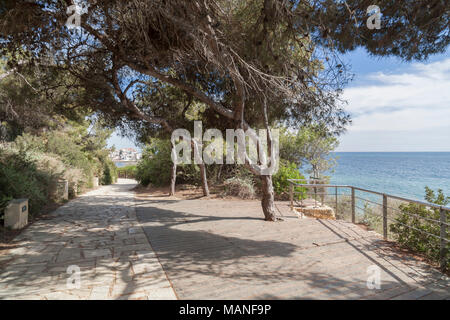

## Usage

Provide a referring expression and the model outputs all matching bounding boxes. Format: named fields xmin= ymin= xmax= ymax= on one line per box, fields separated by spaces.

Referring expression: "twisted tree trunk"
xmin=169 ymin=162 xmax=177 ymax=196
xmin=199 ymin=163 xmax=210 ymax=197
xmin=258 ymin=97 xmax=277 ymax=221
xmin=260 ymin=174 xmax=276 ymax=221
xmin=191 ymin=139 xmax=210 ymax=197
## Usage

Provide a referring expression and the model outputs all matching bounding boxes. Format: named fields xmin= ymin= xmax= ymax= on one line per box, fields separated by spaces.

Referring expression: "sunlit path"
xmin=0 ymin=179 xmax=176 ymax=300
xmin=135 ymin=193 xmax=449 ymax=300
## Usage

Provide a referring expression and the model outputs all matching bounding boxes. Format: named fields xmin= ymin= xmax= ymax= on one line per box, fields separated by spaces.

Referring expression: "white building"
xmin=110 ymin=148 xmax=142 ymax=162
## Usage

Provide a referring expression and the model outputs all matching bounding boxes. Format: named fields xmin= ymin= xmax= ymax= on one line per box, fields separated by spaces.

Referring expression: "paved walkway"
xmin=135 ymin=195 xmax=449 ymax=299
xmin=0 ymin=179 xmax=176 ymax=300
xmin=1 ymin=180 xmax=448 ymax=300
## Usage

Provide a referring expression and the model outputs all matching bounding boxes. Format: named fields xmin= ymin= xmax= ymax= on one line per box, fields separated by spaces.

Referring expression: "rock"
xmin=294 ymin=200 xmax=336 ymax=220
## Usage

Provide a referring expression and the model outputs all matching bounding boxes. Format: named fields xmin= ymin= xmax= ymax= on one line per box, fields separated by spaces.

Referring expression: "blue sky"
xmin=337 ymin=48 xmax=450 ymax=151
xmin=108 ymin=47 xmax=450 ymax=152
xmin=108 ymin=131 xmax=139 ymax=151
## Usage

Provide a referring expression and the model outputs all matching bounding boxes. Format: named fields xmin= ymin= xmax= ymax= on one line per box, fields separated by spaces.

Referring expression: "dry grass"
xmin=134 ymin=183 xmax=257 ymax=201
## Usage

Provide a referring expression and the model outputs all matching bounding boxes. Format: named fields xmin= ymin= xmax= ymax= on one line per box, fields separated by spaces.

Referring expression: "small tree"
xmin=298 ymin=126 xmax=339 ymax=180
xmin=280 ymin=126 xmax=339 ymax=179
xmin=272 ymin=160 xmax=307 ymax=200
xmin=390 ymin=187 xmax=449 ymax=267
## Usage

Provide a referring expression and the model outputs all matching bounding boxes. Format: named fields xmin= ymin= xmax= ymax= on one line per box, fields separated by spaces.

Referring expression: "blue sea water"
xmin=115 ymin=162 xmax=128 ymax=168
xmin=325 ymin=152 xmax=450 ymax=202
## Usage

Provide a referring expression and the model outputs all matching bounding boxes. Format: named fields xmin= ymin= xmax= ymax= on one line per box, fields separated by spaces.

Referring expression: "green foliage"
xmin=176 ymin=163 xmax=200 ymax=186
xmin=136 ymin=138 xmax=203 ymax=187
xmin=279 ymin=128 xmax=304 ymax=167
xmin=0 ymin=59 xmax=89 ymax=142
xmin=11 ymin=121 xmax=115 ymax=187
xmin=117 ymin=165 xmax=137 ymax=179
xmin=0 ymin=119 xmax=115 ymax=220
xmin=272 ymin=161 xmax=306 ymax=200
xmin=279 ymin=126 xmax=339 ymax=179
xmin=361 ymin=203 xmax=383 ymax=233
xmin=0 ymin=149 xmax=51 ymax=215
xmin=424 ymin=187 xmax=450 ymax=206
xmin=100 ymin=159 xmax=117 ymax=185
xmin=136 ymin=139 xmax=173 ymax=186
xmin=0 ymin=195 xmax=13 ymax=220
xmin=390 ymin=187 xmax=449 ymax=267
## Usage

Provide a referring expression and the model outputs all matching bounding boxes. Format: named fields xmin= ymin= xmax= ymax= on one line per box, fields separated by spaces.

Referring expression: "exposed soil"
xmin=381 ymin=239 xmax=450 ymax=276
xmin=133 ymin=184 xmax=259 ymax=201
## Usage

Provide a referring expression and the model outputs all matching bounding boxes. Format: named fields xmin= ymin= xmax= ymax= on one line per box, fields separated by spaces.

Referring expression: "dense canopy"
xmin=1 ymin=0 xmax=448 ymax=220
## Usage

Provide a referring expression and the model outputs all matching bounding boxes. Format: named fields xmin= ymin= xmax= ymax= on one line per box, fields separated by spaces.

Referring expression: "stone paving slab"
xmin=0 ymin=179 xmax=177 ymax=300
xmin=134 ymin=196 xmax=449 ymax=300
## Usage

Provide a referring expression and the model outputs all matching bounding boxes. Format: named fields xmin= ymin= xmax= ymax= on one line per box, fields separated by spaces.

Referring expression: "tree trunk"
xmin=257 ymin=96 xmax=277 ymax=221
xmin=217 ymin=164 xmax=223 ymax=181
xmin=191 ymin=139 xmax=210 ymax=197
xmin=199 ymin=163 xmax=210 ymax=197
xmin=169 ymin=162 xmax=177 ymax=196
xmin=260 ymin=174 xmax=276 ymax=221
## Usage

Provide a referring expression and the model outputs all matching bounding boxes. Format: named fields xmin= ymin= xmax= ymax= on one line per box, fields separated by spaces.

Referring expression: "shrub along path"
xmin=0 ymin=179 xmax=176 ymax=300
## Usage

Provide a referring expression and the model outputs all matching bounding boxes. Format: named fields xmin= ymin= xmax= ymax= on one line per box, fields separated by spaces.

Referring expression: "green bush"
xmin=0 ymin=149 xmax=51 ymax=216
xmin=98 ymin=154 xmax=117 ymax=185
xmin=0 ymin=194 xmax=13 ymax=220
xmin=46 ymin=131 xmax=100 ymax=183
xmin=10 ymin=123 xmax=119 ymax=191
xmin=117 ymin=165 xmax=137 ymax=179
xmin=176 ymin=163 xmax=202 ymax=186
xmin=13 ymin=133 xmax=46 ymax=153
xmin=361 ymin=202 xmax=383 ymax=232
xmin=135 ymin=138 xmax=207 ymax=187
xmin=390 ymin=187 xmax=449 ymax=267
xmin=101 ymin=161 xmax=115 ymax=185
xmin=1 ymin=122 xmax=115 ymax=219
xmin=272 ymin=161 xmax=307 ymax=200
xmin=136 ymin=139 xmax=173 ymax=186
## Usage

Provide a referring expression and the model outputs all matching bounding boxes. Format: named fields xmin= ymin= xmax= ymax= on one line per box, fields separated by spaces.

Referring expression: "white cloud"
xmin=342 ymin=58 xmax=450 ymax=132
xmin=351 ymin=107 xmax=450 ymax=132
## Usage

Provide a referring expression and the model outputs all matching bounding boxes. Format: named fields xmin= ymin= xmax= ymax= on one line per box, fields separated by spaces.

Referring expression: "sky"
xmin=336 ymin=47 xmax=450 ymax=152
xmin=108 ymin=47 xmax=450 ymax=152
xmin=108 ymin=131 xmax=140 ymax=151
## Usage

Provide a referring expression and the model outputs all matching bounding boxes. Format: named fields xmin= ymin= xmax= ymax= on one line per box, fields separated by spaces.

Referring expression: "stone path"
xmin=0 ymin=179 xmax=176 ymax=300
xmin=135 ymin=195 xmax=449 ymax=300
xmin=1 ymin=179 xmax=448 ymax=300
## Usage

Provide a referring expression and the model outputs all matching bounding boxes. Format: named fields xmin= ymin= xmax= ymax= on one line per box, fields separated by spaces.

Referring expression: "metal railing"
xmin=288 ymin=179 xmax=450 ymax=271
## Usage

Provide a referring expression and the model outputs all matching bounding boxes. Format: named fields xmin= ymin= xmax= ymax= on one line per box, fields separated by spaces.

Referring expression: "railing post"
xmin=335 ymin=186 xmax=338 ymax=217
xmin=351 ymin=187 xmax=355 ymax=223
xmin=383 ymin=194 xmax=388 ymax=240
xmin=290 ymin=183 xmax=294 ymax=211
xmin=440 ymin=207 xmax=447 ymax=272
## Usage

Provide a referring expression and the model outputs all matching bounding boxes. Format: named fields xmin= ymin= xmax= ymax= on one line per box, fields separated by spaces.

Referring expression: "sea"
xmin=323 ymin=152 xmax=450 ymax=202
xmin=118 ymin=152 xmax=450 ymax=203
xmin=115 ymin=162 xmax=128 ymax=168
